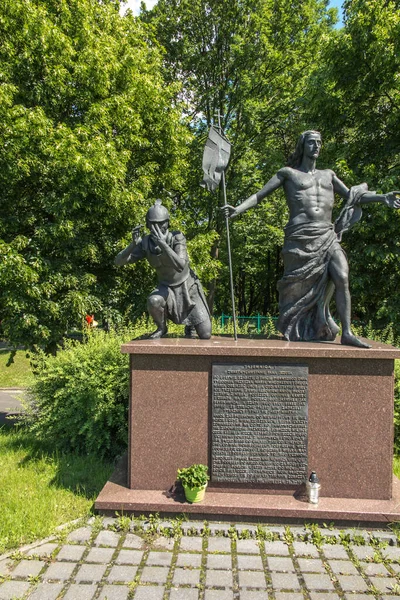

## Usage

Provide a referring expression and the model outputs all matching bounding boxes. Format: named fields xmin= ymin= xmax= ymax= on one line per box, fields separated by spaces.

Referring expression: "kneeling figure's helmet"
xmin=146 ymin=199 xmax=170 ymax=228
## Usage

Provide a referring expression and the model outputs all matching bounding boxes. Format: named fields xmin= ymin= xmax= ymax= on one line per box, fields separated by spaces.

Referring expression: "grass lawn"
xmin=0 ymin=349 xmax=33 ymax=388
xmin=0 ymin=425 xmax=113 ymax=554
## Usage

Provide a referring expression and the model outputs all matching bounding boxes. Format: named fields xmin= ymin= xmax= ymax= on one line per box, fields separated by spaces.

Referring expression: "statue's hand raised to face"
xmin=132 ymin=225 xmax=142 ymax=245
xmin=150 ymin=223 xmax=169 ymax=243
xmin=383 ymin=191 xmax=400 ymax=209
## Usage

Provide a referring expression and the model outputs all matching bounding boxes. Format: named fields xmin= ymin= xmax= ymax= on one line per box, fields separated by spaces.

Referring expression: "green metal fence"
xmin=218 ymin=314 xmax=365 ymax=333
xmin=218 ymin=313 xmax=278 ymax=332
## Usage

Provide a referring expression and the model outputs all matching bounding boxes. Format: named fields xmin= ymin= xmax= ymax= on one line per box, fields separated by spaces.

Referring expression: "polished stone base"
xmin=95 ymin=455 xmax=400 ymax=524
xmin=95 ymin=336 xmax=400 ymax=520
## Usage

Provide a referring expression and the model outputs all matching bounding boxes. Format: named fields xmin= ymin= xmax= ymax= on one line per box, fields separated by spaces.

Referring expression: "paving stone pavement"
xmin=1 ymin=518 xmax=400 ymax=599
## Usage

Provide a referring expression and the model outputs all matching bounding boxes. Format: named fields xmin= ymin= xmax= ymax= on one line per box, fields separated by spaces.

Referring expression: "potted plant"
xmin=177 ymin=464 xmax=209 ymax=503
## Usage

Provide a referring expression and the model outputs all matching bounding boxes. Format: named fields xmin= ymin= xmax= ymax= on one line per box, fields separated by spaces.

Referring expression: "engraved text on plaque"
xmin=212 ymin=364 xmax=308 ymax=485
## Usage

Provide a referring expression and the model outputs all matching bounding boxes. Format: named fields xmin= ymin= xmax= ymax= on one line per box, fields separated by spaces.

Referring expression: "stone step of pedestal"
xmin=95 ymin=460 xmax=400 ymax=526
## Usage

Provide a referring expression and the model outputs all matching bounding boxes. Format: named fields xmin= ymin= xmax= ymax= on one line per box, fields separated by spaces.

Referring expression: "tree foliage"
xmin=143 ymin=0 xmax=400 ymax=334
xmin=305 ymin=0 xmax=400 ymax=332
xmin=142 ymin=0 xmax=337 ymax=314
xmin=0 ymin=0 xmax=189 ymax=351
xmin=1 ymin=0 xmax=399 ymax=345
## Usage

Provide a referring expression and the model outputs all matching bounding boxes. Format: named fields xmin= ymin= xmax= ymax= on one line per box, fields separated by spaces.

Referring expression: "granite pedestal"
xmin=95 ymin=337 xmax=400 ymax=523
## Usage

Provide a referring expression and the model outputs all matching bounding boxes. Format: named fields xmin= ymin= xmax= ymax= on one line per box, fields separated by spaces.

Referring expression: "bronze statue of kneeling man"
xmin=115 ymin=200 xmax=212 ymax=339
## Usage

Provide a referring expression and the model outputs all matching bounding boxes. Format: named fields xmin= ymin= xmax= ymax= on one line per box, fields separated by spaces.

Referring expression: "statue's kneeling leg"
xmin=184 ymin=325 xmax=196 ymax=339
xmin=195 ymin=318 xmax=212 ymax=340
xmin=147 ymin=294 xmax=168 ymax=339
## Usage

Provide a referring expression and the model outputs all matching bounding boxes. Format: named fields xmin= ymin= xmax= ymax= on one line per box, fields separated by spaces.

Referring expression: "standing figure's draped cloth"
xmin=277 ymin=184 xmax=368 ymax=342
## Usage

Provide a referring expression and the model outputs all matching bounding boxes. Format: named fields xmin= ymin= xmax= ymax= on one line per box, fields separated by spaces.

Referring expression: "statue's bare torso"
xmin=279 ymin=167 xmax=336 ymax=226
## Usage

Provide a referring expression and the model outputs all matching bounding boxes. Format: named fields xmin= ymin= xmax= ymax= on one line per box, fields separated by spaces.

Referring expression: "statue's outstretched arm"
xmin=222 ymin=172 xmax=284 ymax=219
xmin=332 ymin=173 xmax=400 ymax=209
xmin=332 ymin=174 xmax=350 ymax=200
xmin=359 ymin=191 xmax=400 ymax=208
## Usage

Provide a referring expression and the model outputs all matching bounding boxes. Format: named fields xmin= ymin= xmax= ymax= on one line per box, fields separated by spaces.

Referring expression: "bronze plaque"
xmin=212 ymin=363 xmax=308 ymax=485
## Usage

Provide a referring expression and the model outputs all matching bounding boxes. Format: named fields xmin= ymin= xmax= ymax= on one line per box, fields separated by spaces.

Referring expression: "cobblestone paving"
xmin=1 ymin=518 xmax=400 ymax=599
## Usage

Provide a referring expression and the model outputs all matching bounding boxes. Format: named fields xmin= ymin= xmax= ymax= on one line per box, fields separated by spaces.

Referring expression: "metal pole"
xmin=216 ymin=110 xmax=238 ymax=342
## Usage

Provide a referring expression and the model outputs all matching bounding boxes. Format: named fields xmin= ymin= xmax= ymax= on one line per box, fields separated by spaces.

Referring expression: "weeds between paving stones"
xmin=183 ymin=527 xmax=197 ymax=537
xmin=368 ymin=583 xmax=382 ymax=596
xmin=9 ymin=551 xmax=26 ymax=562
xmin=283 ymin=525 xmax=295 ymax=545
xmin=127 ymin=573 xmax=140 ymax=594
xmin=368 ymin=550 xmax=387 ymax=565
xmin=352 ymin=533 xmax=367 ymax=546
xmin=389 ymin=521 xmax=400 ymax=544
xmin=370 ymin=535 xmax=389 ymax=550
xmin=132 ymin=512 xmax=162 ymax=541
xmin=350 ymin=553 xmax=363 ymax=571
xmin=90 ymin=515 xmax=105 ymax=538
xmin=257 ymin=535 xmax=273 ymax=593
xmin=256 ymin=525 xmax=278 ymax=542
xmin=230 ymin=537 xmax=240 ymax=594
xmin=4 ymin=518 xmax=400 ymax=600
xmin=391 ymin=581 xmax=400 ymax=594
xmin=302 ymin=522 xmax=328 ymax=547
xmin=113 ymin=514 xmax=132 ymax=533
xmin=237 ymin=528 xmax=252 ymax=540
xmin=159 ymin=517 xmax=185 ymax=539
xmin=227 ymin=526 xmax=238 ymax=540
xmin=339 ymin=531 xmax=352 ymax=546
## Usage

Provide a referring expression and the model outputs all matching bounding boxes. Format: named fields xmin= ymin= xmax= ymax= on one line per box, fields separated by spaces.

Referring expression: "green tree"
xmin=305 ymin=0 xmax=400 ymax=333
xmin=142 ymin=0 xmax=337 ymax=314
xmin=0 ymin=0 xmax=189 ymax=351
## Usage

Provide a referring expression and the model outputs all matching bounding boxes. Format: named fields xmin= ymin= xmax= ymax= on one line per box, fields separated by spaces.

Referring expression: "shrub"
xmin=23 ymin=315 xmax=211 ymax=459
xmin=394 ymin=360 xmax=400 ymax=456
xmin=24 ymin=325 xmax=147 ymax=458
xmin=22 ymin=315 xmax=193 ymax=458
xmin=23 ymin=316 xmax=192 ymax=458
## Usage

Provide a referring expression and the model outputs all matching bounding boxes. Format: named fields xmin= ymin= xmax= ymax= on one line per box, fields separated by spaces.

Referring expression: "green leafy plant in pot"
xmin=177 ymin=464 xmax=209 ymax=503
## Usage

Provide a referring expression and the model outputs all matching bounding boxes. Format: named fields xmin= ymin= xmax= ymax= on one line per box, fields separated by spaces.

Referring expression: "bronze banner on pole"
xmin=200 ymin=115 xmax=237 ymax=341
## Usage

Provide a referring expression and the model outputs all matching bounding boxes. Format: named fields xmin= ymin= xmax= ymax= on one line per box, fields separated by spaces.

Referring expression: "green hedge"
xmin=23 ymin=317 xmax=184 ymax=458
xmin=395 ymin=360 xmax=400 ymax=455
xmin=24 ymin=327 xmax=139 ymax=459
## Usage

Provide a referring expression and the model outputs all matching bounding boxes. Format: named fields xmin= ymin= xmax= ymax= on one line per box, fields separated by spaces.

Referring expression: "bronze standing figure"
xmin=223 ymin=131 xmax=400 ymax=347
